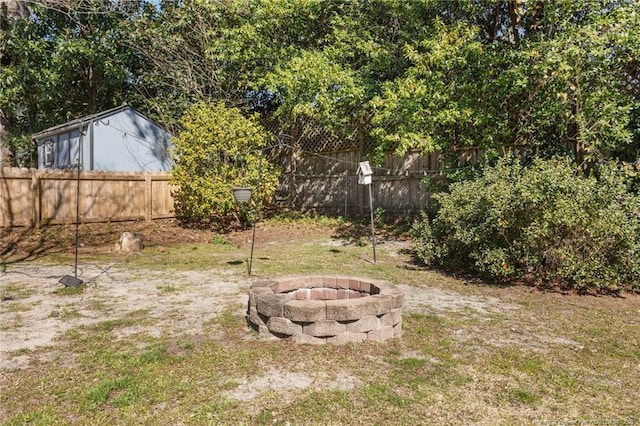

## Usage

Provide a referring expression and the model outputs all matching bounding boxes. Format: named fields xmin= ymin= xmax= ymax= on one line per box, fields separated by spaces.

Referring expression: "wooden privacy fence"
xmin=1 ymin=151 xmax=434 ymax=228
xmin=275 ymin=149 xmax=437 ymax=215
xmin=0 ymin=167 xmax=175 ymax=227
xmin=2 ymin=146 xmax=497 ymax=227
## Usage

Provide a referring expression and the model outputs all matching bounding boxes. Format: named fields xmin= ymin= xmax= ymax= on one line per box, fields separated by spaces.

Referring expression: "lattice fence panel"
xmin=294 ymin=118 xmax=361 ymax=153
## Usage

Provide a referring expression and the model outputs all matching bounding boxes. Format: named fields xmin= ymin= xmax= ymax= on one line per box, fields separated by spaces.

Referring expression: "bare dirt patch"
xmin=225 ymin=367 xmax=361 ymax=404
xmin=0 ymin=259 xmax=525 ymax=371
xmin=0 ymin=219 xmax=334 ymax=263
xmin=0 ymin=263 xmax=250 ymax=370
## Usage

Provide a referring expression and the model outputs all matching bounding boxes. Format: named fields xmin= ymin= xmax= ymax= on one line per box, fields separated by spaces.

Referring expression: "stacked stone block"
xmin=247 ymin=276 xmax=403 ymax=344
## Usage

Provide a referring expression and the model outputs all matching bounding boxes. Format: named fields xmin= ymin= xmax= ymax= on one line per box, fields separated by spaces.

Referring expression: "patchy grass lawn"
xmin=1 ymin=219 xmax=639 ymax=425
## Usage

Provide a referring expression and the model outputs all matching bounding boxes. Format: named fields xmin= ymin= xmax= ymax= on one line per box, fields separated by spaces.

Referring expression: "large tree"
xmin=0 ymin=0 xmax=143 ymax=165
xmin=0 ymin=0 xmax=27 ymax=165
xmin=370 ymin=0 xmax=640 ymax=165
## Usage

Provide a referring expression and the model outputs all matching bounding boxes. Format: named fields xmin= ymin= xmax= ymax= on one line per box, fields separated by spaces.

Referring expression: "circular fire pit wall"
xmin=248 ymin=276 xmax=404 ymax=344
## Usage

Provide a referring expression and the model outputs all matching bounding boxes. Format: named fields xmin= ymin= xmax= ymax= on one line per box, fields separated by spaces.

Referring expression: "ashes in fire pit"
xmin=247 ymin=276 xmax=404 ymax=344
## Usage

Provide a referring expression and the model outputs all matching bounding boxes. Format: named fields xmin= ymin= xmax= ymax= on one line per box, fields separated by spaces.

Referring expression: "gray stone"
xmin=251 ymin=280 xmax=275 ymax=289
xmin=368 ymin=295 xmax=394 ymax=316
xmin=325 ymin=298 xmax=371 ymax=321
xmin=249 ymin=286 xmax=273 ymax=307
xmin=248 ymin=306 xmax=267 ymax=327
xmin=380 ymin=287 xmax=405 ymax=308
xmin=393 ymin=322 xmax=403 ymax=338
xmin=267 ymin=317 xmax=303 ymax=336
xmin=345 ymin=315 xmax=379 ymax=333
xmin=380 ymin=308 xmax=403 ymax=327
xmin=256 ymin=293 xmax=286 ymax=317
xmin=284 ymin=299 xmax=326 ymax=322
xmin=258 ymin=324 xmax=280 ymax=340
xmin=303 ymin=319 xmax=346 ymax=337
xmin=367 ymin=326 xmax=395 ymax=342
xmin=326 ymin=296 xmax=392 ymax=321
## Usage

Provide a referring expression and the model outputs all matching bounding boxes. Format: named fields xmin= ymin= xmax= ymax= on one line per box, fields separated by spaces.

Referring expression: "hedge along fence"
xmin=0 ymin=167 xmax=175 ymax=228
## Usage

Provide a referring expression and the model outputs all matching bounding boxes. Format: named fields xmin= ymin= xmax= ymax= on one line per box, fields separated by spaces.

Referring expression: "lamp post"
xmin=231 ymin=139 xmax=295 ymax=275
xmin=232 ymin=185 xmax=256 ymax=275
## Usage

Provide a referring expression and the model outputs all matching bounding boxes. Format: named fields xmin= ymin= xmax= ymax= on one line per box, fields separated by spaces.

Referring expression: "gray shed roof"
xmin=30 ymin=105 xmax=168 ymax=142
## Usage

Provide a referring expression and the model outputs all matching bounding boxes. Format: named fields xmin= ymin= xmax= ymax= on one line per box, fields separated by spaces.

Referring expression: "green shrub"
xmin=171 ymin=102 xmax=280 ymax=229
xmin=412 ymin=157 xmax=640 ymax=292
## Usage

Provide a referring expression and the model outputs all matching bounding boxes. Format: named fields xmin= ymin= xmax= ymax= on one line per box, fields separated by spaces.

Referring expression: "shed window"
xmin=43 ymin=140 xmax=54 ymax=167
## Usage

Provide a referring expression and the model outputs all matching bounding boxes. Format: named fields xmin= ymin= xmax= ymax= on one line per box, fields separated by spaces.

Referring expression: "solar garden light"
xmin=232 ymin=147 xmax=265 ymax=276
xmin=232 ymin=187 xmax=253 ymax=203
xmin=231 ymin=139 xmax=292 ymax=275
xmin=232 ymin=185 xmax=257 ymax=275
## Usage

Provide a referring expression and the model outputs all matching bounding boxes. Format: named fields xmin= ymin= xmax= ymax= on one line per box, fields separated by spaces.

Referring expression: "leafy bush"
xmin=412 ymin=157 xmax=640 ymax=293
xmin=171 ymin=102 xmax=280 ymax=229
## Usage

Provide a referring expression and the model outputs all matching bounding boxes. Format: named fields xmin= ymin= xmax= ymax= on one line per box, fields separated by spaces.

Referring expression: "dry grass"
xmin=1 ymin=219 xmax=639 ymax=425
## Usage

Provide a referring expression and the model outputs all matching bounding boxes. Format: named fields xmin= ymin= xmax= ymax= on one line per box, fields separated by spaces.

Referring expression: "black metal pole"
xmin=248 ymin=220 xmax=256 ymax=275
xmin=248 ymin=148 xmax=263 ymax=276
xmin=59 ymin=145 xmax=84 ymax=286
xmin=74 ymin=159 xmax=80 ymax=278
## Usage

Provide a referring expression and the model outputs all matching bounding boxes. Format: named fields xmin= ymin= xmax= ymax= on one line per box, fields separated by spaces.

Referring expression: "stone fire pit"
xmin=247 ymin=276 xmax=404 ymax=344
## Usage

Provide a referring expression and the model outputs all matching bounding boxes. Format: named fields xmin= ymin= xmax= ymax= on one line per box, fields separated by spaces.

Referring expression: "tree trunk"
xmin=0 ymin=0 xmax=28 ymax=20
xmin=0 ymin=111 xmax=11 ymax=166
xmin=1 ymin=0 xmax=28 ymax=166
xmin=508 ymin=0 xmax=523 ymax=47
xmin=87 ymin=62 xmax=97 ymax=114
xmin=488 ymin=3 xmax=501 ymax=43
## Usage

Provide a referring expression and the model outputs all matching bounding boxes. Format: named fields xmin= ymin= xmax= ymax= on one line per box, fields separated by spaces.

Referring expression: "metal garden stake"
xmin=357 ymin=161 xmax=376 ymax=263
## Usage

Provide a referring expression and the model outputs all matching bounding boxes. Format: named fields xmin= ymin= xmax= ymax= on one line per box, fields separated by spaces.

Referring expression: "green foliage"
xmin=370 ymin=1 xmax=640 ymax=162
xmin=2 ymin=133 xmax=31 ymax=167
xmin=412 ymin=157 xmax=640 ymax=292
xmin=261 ymin=50 xmax=366 ymax=132
xmin=371 ymin=21 xmax=491 ymax=155
xmin=83 ymin=376 xmax=140 ymax=409
xmin=0 ymin=1 xmax=141 ymax=153
xmin=127 ymin=0 xmax=339 ymax=131
xmin=170 ymin=102 xmax=279 ymax=229
xmin=211 ymin=235 xmax=230 ymax=245
xmin=2 ymin=0 xmax=638 ymax=169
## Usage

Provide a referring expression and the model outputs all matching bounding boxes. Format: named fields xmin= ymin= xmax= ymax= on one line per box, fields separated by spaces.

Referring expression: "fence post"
xmin=145 ymin=173 xmax=152 ymax=221
xmin=0 ymin=167 xmax=8 ymax=227
xmin=32 ymin=169 xmax=41 ymax=227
